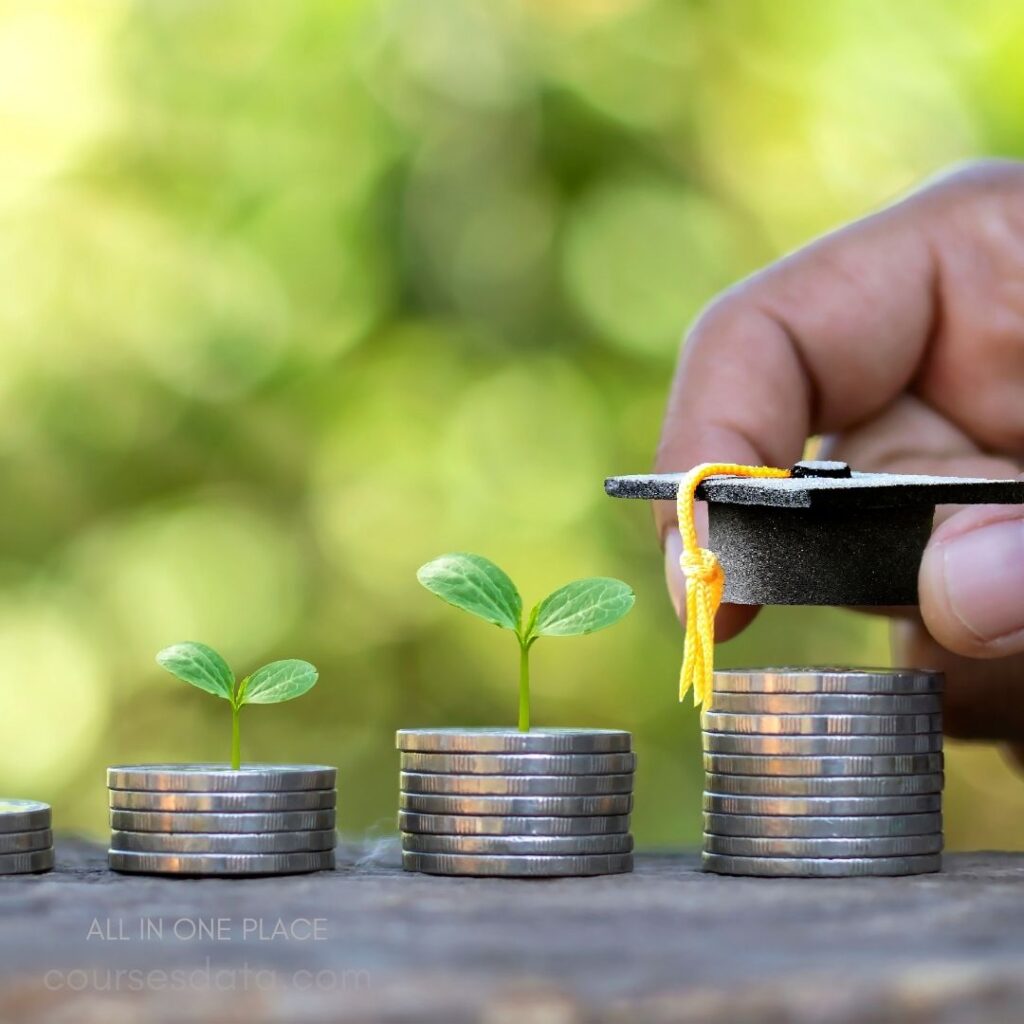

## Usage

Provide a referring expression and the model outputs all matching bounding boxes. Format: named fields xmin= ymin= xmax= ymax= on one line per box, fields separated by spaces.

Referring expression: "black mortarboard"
xmin=605 ymin=460 xmax=1024 ymax=606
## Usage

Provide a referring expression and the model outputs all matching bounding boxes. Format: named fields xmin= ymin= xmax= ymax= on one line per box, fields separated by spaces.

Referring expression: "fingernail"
xmin=664 ymin=528 xmax=685 ymax=621
xmin=942 ymin=518 xmax=1024 ymax=642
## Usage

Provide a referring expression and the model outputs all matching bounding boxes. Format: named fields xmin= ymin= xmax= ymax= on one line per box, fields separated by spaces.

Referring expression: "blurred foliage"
xmin=1 ymin=0 xmax=1023 ymax=847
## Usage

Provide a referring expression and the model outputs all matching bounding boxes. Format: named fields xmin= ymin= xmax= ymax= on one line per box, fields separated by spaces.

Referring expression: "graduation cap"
xmin=605 ymin=460 xmax=1024 ymax=606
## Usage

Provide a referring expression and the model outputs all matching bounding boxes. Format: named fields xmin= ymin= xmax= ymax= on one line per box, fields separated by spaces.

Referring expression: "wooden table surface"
xmin=1 ymin=840 xmax=1023 ymax=1023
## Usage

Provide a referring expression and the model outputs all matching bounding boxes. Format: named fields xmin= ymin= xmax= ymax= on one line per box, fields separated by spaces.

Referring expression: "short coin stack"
xmin=0 ymin=800 xmax=54 ymax=875
xmin=397 ymin=728 xmax=635 ymax=877
xmin=702 ymin=669 xmax=944 ymax=878
xmin=108 ymin=764 xmax=337 ymax=876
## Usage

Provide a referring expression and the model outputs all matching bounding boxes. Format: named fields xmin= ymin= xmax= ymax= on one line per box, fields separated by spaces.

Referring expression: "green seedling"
xmin=417 ymin=553 xmax=635 ymax=732
xmin=156 ymin=642 xmax=319 ymax=770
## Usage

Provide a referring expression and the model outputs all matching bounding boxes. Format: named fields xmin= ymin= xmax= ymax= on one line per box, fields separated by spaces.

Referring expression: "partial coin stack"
xmin=108 ymin=764 xmax=337 ymax=876
xmin=397 ymin=728 xmax=635 ymax=877
xmin=702 ymin=669 xmax=944 ymax=878
xmin=0 ymin=800 xmax=54 ymax=875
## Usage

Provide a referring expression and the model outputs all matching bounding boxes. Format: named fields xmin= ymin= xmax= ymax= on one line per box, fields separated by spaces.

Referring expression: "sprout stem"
xmin=518 ymin=640 xmax=530 ymax=733
xmin=231 ymin=704 xmax=241 ymax=770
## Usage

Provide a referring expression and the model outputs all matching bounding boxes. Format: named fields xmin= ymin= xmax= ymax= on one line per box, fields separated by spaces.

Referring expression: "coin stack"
xmin=701 ymin=669 xmax=944 ymax=878
xmin=107 ymin=764 xmax=337 ymax=877
xmin=397 ymin=728 xmax=635 ymax=877
xmin=0 ymin=800 xmax=54 ymax=875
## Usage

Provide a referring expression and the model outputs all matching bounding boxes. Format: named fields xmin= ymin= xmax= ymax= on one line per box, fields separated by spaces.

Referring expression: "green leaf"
xmin=156 ymin=642 xmax=234 ymax=701
xmin=530 ymin=578 xmax=635 ymax=638
xmin=417 ymin=553 xmax=522 ymax=632
xmin=240 ymin=659 xmax=319 ymax=705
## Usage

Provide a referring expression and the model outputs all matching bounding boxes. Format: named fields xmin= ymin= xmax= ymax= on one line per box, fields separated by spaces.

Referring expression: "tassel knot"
xmin=675 ymin=463 xmax=790 ymax=705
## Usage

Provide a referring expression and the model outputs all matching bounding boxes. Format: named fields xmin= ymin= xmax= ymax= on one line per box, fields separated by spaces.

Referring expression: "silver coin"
xmin=713 ymin=668 xmax=944 ymax=695
xmin=399 ymin=751 xmax=637 ymax=776
xmin=109 ymin=829 xmax=337 ymax=854
xmin=704 ymin=753 xmax=943 ymax=777
xmin=402 ymin=850 xmax=633 ymax=877
xmin=703 ymin=793 xmax=942 ymax=817
xmin=398 ymin=811 xmax=631 ymax=836
xmin=107 ymin=764 xmax=336 ymax=793
xmin=0 ymin=829 xmax=54 ymax=854
xmin=703 ymin=811 xmax=942 ymax=838
xmin=109 ymin=809 xmax=336 ymax=833
xmin=702 ymin=732 xmax=942 ymax=756
xmin=703 ymin=834 xmax=943 ymax=858
xmin=396 ymin=729 xmax=631 ymax=755
xmin=0 ymin=799 xmax=51 ymax=834
xmin=702 ymin=852 xmax=941 ymax=877
xmin=709 ymin=692 xmax=942 ymax=715
xmin=109 ymin=789 xmax=336 ymax=812
xmin=108 ymin=849 xmax=335 ymax=876
xmin=704 ymin=772 xmax=944 ymax=797
xmin=399 ymin=792 xmax=632 ymax=816
xmin=400 ymin=832 xmax=633 ymax=856
xmin=0 ymin=848 xmax=54 ymax=874
xmin=399 ymin=772 xmax=634 ymax=797
xmin=701 ymin=712 xmax=942 ymax=736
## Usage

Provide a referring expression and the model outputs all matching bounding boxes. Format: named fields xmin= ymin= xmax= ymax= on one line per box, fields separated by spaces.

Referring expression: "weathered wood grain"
xmin=1 ymin=840 xmax=1023 ymax=1023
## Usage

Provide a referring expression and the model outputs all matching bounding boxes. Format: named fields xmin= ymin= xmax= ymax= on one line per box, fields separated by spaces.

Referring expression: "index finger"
xmin=654 ymin=175 xmax=948 ymax=636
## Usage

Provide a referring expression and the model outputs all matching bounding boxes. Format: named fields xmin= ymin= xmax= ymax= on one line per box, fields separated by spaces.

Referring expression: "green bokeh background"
xmin=2 ymin=0 xmax=1022 ymax=847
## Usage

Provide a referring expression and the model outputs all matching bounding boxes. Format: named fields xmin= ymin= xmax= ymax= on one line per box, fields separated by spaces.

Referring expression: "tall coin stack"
xmin=0 ymin=800 xmax=54 ymax=875
xmin=701 ymin=669 xmax=944 ymax=878
xmin=107 ymin=764 xmax=337 ymax=877
xmin=397 ymin=729 xmax=635 ymax=877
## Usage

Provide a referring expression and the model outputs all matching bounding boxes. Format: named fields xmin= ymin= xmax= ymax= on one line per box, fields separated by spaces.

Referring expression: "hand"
xmin=654 ymin=160 xmax=1024 ymax=741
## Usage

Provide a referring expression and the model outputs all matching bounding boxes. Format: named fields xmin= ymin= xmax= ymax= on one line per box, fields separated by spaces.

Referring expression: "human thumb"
xmin=919 ymin=502 xmax=1024 ymax=658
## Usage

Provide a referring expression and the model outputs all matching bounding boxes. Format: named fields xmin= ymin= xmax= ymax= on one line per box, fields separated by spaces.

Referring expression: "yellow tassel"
xmin=676 ymin=463 xmax=790 ymax=706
